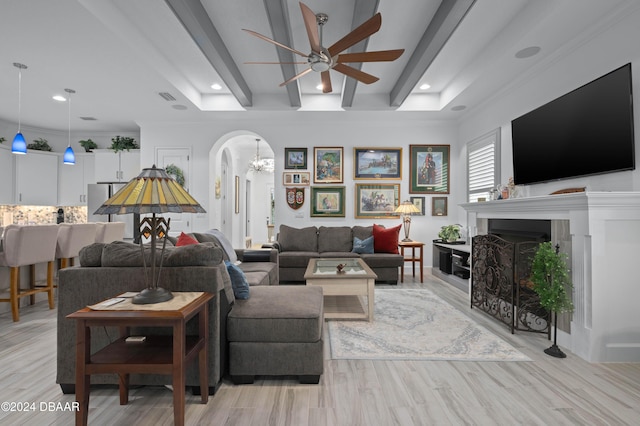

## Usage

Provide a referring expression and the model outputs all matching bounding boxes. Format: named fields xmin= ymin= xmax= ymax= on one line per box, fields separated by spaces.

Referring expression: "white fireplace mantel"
xmin=462 ymin=192 xmax=640 ymax=363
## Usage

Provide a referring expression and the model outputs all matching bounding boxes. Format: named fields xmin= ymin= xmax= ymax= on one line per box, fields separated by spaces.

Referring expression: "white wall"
xmin=139 ymin=112 xmax=458 ymax=261
xmin=455 ymin=5 xmax=640 ymax=226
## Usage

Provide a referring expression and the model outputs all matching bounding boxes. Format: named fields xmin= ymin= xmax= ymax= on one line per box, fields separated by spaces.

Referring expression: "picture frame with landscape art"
xmin=284 ymin=147 xmax=307 ymax=169
xmin=432 ymin=196 xmax=448 ymax=216
xmin=310 ymin=186 xmax=345 ymax=217
xmin=283 ymin=171 xmax=310 ymax=186
xmin=353 ymin=147 xmax=402 ymax=179
xmin=409 ymin=145 xmax=450 ymax=194
xmin=314 ymin=147 xmax=343 ymax=183
xmin=355 ymin=183 xmax=400 ymax=219
xmin=410 ymin=196 xmax=425 ymax=216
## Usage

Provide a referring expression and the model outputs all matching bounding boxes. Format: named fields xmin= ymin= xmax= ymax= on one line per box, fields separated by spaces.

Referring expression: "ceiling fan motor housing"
xmin=309 ymin=49 xmax=332 ymax=72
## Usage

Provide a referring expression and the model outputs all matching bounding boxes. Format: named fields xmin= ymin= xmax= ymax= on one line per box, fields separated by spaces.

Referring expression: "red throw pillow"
xmin=176 ymin=232 xmax=199 ymax=246
xmin=373 ymin=224 xmax=401 ymax=254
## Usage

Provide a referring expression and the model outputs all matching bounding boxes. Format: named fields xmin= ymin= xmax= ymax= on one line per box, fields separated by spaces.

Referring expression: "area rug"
xmin=328 ymin=289 xmax=530 ymax=361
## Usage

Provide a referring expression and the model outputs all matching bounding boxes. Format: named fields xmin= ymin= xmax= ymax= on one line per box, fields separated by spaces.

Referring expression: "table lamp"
xmin=394 ymin=200 xmax=421 ymax=242
xmin=94 ymin=165 xmax=206 ymax=304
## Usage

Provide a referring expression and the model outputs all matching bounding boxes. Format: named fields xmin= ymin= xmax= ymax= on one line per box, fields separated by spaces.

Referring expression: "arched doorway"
xmin=208 ymin=131 xmax=274 ymax=249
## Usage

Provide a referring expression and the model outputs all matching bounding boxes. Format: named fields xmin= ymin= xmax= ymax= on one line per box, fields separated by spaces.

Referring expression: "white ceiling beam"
xmin=263 ymin=0 xmax=301 ymax=108
xmin=165 ymin=0 xmax=253 ymax=107
xmin=341 ymin=0 xmax=380 ymax=109
xmin=390 ymin=0 xmax=476 ymax=107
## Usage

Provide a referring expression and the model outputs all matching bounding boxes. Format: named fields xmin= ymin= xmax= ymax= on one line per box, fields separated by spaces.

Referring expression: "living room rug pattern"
xmin=328 ymin=289 xmax=531 ymax=361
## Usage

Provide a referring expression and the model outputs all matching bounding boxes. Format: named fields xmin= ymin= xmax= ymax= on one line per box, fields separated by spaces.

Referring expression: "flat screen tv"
xmin=511 ymin=63 xmax=635 ymax=185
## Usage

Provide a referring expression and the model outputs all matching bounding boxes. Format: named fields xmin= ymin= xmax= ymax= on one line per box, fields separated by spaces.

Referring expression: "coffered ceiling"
xmin=0 ymin=0 xmax=635 ymax=132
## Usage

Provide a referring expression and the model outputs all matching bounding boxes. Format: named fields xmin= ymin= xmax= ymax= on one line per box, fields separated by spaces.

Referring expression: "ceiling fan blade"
xmin=243 ymin=29 xmax=309 ymax=58
xmin=279 ymin=68 xmax=313 ymax=87
xmin=334 ymin=63 xmax=379 ymax=85
xmin=245 ymin=61 xmax=307 ymax=65
xmin=321 ymin=71 xmax=332 ymax=93
xmin=328 ymin=13 xmax=382 ymax=57
xmin=337 ymin=49 xmax=404 ymax=63
xmin=300 ymin=2 xmax=321 ymax=53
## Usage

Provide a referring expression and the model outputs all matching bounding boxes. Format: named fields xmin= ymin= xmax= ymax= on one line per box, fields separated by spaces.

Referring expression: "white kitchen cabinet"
xmin=0 ymin=145 xmax=15 ymax=204
xmin=93 ymin=149 xmax=140 ymax=182
xmin=15 ymin=150 xmax=58 ymax=205
xmin=58 ymin=153 xmax=96 ymax=205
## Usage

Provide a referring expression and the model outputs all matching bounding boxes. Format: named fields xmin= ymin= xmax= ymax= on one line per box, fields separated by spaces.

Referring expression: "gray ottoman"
xmin=227 ymin=285 xmax=324 ymax=384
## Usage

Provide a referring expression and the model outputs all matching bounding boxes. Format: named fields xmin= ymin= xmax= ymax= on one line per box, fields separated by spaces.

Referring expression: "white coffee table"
xmin=304 ymin=258 xmax=377 ymax=321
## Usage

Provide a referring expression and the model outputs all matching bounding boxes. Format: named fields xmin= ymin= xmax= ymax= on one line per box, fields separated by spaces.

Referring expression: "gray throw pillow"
xmin=164 ymin=242 xmax=223 ymax=266
xmin=79 ymin=242 xmax=106 ymax=267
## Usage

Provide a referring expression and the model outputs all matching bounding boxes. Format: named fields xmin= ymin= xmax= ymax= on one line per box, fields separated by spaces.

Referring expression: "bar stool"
xmin=56 ymin=223 xmax=98 ymax=269
xmin=0 ymin=224 xmax=59 ymax=322
xmin=95 ymin=222 xmax=126 ymax=243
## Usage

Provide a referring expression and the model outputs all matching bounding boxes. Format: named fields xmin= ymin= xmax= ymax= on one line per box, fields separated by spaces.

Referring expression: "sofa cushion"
xmin=278 ymin=251 xmax=319 ymax=268
xmin=176 ymin=232 xmax=199 ymax=246
xmin=373 ymin=224 xmax=401 ymax=254
xmin=317 ymin=251 xmax=359 ymax=258
xmin=225 ymin=260 xmax=250 ymax=299
xmin=100 ymin=240 xmax=223 ymax=267
xmin=79 ymin=242 xmax=106 ymax=266
xmin=352 ymin=225 xmax=373 ymax=241
xmin=278 ymin=225 xmax=318 ymax=252
xmin=238 ymin=262 xmax=275 ymax=285
xmin=227 ymin=286 xmax=323 ymax=343
xmin=317 ymin=226 xmax=352 ymax=252
xmin=352 ymin=236 xmax=374 ymax=254
xmin=242 ymin=270 xmax=270 ymax=286
xmin=360 ymin=253 xmax=404 ymax=268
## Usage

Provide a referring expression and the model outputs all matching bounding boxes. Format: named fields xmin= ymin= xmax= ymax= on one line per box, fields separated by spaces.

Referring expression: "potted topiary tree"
xmin=530 ymin=241 xmax=574 ymax=358
xmin=79 ymin=139 xmax=98 ymax=152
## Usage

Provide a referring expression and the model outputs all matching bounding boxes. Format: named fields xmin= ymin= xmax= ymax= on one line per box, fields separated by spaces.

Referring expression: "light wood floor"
xmin=1 ymin=270 xmax=639 ymax=425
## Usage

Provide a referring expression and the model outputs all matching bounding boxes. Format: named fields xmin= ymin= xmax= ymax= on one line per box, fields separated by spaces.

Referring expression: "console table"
xmin=432 ymin=242 xmax=471 ymax=292
xmin=68 ymin=292 xmax=213 ymax=426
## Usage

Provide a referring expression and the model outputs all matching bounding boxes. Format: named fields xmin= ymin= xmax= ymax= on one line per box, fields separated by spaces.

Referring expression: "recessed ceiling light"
xmin=451 ymin=105 xmax=466 ymax=111
xmin=53 ymin=95 xmax=66 ymax=102
xmin=419 ymin=83 xmax=431 ymax=90
xmin=316 ymin=84 xmax=323 ymax=91
xmin=172 ymin=104 xmax=188 ymax=110
xmin=515 ymin=46 xmax=541 ymax=59
xmin=211 ymin=83 xmax=222 ymax=90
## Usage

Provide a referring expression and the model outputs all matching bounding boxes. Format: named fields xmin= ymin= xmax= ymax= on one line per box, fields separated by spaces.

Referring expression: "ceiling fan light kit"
xmin=244 ymin=2 xmax=404 ymax=94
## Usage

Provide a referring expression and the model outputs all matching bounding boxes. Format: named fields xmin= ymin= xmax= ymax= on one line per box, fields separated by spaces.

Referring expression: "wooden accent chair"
xmin=0 ymin=224 xmax=59 ymax=322
xmin=55 ymin=223 xmax=98 ymax=269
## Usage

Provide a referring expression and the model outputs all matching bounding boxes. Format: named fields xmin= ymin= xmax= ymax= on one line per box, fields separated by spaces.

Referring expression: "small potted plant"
xmin=438 ymin=224 xmax=462 ymax=243
xmin=530 ymin=241 xmax=574 ymax=358
xmin=27 ymin=137 xmax=53 ymax=151
xmin=79 ymin=139 xmax=98 ymax=152
xmin=110 ymin=136 xmax=139 ymax=152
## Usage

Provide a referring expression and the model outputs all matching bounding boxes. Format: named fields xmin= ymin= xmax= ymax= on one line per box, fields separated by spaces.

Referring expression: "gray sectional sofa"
xmin=275 ymin=225 xmax=404 ymax=284
xmin=57 ymin=231 xmax=324 ymax=394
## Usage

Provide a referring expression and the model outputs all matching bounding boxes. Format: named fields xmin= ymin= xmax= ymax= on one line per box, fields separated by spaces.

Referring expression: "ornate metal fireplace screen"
xmin=471 ymin=234 xmax=550 ymax=337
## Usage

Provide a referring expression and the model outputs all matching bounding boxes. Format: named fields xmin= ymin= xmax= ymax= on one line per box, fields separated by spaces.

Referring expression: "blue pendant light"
xmin=12 ymin=63 xmax=28 ymax=155
xmin=63 ymin=88 xmax=76 ymax=165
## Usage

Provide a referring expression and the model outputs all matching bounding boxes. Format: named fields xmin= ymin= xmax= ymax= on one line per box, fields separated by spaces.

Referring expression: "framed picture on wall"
xmin=283 ymin=171 xmax=310 ymax=186
xmin=310 ymin=186 xmax=345 ymax=217
xmin=432 ymin=196 xmax=448 ymax=216
xmin=355 ymin=183 xmax=400 ymax=219
xmin=353 ymin=147 xmax=402 ymax=179
xmin=410 ymin=196 xmax=425 ymax=216
xmin=409 ymin=145 xmax=450 ymax=194
xmin=284 ymin=147 xmax=307 ymax=169
xmin=314 ymin=147 xmax=343 ymax=183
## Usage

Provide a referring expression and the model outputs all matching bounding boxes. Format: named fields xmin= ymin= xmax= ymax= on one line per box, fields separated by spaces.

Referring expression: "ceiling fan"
xmin=243 ymin=2 xmax=404 ymax=93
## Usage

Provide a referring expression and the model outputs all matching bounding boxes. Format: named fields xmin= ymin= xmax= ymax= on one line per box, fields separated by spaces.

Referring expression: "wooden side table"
xmin=398 ymin=241 xmax=425 ymax=283
xmin=67 ymin=292 xmax=214 ymax=426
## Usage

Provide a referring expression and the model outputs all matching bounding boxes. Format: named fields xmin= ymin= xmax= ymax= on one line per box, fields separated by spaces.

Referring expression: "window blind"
xmin=467 ymin=129 xmax=500 ymax=203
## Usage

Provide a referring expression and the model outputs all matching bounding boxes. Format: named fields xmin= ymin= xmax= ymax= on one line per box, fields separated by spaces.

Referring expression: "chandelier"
xmin=248 ymin=138 xmax=274 ymax=173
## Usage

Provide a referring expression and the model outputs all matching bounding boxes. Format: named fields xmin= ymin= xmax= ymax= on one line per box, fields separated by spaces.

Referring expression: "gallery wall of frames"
xmin=281 ymin=145 xmax=450 ymax=218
